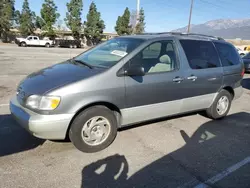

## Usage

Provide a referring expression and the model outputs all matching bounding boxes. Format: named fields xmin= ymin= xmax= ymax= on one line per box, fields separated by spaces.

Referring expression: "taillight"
xmin=241 ymin=67 xmax=245 ymax=77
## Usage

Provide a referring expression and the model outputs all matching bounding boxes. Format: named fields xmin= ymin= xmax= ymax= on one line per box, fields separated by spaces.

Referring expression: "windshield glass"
xmin=74 ymin=38 xmax=144 ymax=68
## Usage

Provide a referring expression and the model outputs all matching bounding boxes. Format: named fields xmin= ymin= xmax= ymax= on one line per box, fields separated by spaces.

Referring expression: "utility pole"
xmin=137 ymin=0 xmax=140 ymax=24
xmin=187 ymin=0 xmax=194 ymax=33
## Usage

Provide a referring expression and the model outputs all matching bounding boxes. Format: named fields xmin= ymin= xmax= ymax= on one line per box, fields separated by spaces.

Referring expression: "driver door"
xmin=26 ymin=36 xmax=33 ymax=45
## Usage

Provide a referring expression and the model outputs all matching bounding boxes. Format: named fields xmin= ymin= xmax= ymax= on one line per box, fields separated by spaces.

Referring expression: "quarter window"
xmin=214 ymin=42 xmax=240 ymax=66
xmin=180 ymin=40 xmax=221 ymax=69
xmin=129 ymin=41 xmax=177 ymax=74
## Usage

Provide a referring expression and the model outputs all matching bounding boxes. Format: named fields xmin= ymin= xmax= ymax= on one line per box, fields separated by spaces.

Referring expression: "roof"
xmin=118 ymin=32 xmax=225 ymax=41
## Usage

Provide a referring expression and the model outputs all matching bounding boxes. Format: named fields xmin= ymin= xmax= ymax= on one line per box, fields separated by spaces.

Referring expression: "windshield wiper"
xmin=71 ymin=59 xmax=93 ymax=69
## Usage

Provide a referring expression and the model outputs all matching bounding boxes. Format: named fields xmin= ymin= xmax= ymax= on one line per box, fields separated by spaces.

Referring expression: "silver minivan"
xmin=10 ymin=33 xmax=244 ymax=152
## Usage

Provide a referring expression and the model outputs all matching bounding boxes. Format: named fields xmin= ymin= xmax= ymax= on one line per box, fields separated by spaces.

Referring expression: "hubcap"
xmin=81 ymin=116 xmax=111 ymax=146
xmin=216 ymin=96 xmax=229 ymax=115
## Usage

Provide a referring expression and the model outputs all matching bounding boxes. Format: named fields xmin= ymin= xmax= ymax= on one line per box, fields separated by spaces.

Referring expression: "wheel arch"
xmin=222 ymin=86 xmax=235 ymax=99
xmin=66 ymin=101 xmax=122 ymax=138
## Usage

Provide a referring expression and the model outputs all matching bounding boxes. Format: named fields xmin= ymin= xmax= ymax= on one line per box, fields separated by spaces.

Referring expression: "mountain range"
xmin=172 ymin=19 xmax=250 ymax=39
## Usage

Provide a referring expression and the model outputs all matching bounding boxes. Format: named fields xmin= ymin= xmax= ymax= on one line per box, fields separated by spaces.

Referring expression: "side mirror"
xmin=126 ymin=66 xmax=145 ymax=76
xmin=117 ymin=66 xmax=145 ymax=77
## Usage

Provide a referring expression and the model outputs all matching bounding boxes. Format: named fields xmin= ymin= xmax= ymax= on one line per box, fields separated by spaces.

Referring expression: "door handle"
xmin=187 ymin=75 xmax=197 ymax=81
xmin=173 ymin=77 xmax=184 ymax=83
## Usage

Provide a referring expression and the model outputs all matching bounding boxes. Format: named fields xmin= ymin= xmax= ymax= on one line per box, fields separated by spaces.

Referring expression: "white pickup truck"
xmin=15 ymin=36 xmax=54 ymax=47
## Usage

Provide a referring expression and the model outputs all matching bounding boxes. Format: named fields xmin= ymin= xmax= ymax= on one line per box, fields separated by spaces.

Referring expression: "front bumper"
xmin=10 ymin=96 xmax=74 ymax=140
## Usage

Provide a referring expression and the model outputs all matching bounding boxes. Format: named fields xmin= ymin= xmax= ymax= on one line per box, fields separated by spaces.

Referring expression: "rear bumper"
xmin=10 ymin=96 xmax=74 ymax=140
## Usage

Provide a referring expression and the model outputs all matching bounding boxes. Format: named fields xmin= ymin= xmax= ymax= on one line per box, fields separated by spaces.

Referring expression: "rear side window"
xmin=214 ymin=42 xmax=240 ymax=66
xmin=180 ymin=40 xmax=221 ymax=69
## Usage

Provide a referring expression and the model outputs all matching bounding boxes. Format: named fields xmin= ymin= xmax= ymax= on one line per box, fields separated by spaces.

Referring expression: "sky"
xmin=15 ymin=0 xmax=250 ymax=33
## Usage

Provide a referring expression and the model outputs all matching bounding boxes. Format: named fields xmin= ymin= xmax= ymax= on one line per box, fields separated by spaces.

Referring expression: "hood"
xmin=18 ymin=61 xmax=106 ymax=96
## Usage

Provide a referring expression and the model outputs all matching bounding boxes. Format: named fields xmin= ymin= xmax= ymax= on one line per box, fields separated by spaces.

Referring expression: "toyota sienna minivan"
xmin=10 ymin=33 xmax=244 ymax=153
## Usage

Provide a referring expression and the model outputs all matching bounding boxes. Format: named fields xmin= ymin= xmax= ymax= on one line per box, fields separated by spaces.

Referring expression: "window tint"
xmin=180 ymin=40 xmax=221 ymax=69
xmin=33 ymin=37 xmax=38 ymax=40
xmin=27 ymin=37 xmax=32 ymax=40
xmin=214 ymin=42 xmax=240 ymax=66
xmin=130 ymin=41 xmax=177 ymax=74
xmin=142 ymin=42 xmax=161 ymax=59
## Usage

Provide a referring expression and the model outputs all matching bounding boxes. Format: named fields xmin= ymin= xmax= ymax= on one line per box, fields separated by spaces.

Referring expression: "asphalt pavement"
xmin=1 ymin=45 xmax=250 ymax=188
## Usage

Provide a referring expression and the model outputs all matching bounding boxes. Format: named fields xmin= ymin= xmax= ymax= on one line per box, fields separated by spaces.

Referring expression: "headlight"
xmin=26 ymin=95 xmax=61 ymax=110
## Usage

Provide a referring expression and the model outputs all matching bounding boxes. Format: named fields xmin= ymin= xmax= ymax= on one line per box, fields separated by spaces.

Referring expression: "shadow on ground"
xmin=242 ymin=78 xmax=250 ymax=90
xmin=0 ymin=114 xmax=45 ymax=157
xmin=81 ymin=112 xmax=250 ymax=188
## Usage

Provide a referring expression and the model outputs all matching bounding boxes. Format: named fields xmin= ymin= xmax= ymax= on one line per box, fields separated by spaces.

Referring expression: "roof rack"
xmin=139 ymin=32 xmax=224 ymax=41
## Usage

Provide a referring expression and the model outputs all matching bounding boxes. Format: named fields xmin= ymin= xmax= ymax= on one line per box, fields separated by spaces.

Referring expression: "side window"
xmin=27 ymin=37 xmax=32 ymax=40
xmin=214 ymin=42 xmax=240 ymax=66
xmin=142 ymin=42 xmax=161 ymax=59
xmin=180 ymin=40 xmax=221 ymax=69
xmin=129 ymin=41 xmax=177 ymax=74
xmin=33 ymin=37 xmax=38 ymax=40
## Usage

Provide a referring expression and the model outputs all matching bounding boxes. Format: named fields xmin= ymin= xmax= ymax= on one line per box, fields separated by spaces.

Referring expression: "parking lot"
xmin=1 ymin=45 xmax=250 ymax=188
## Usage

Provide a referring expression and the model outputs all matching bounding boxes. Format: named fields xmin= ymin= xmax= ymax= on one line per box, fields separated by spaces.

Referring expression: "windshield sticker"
xmin=111 ymin=50 xmax=128 ymax=57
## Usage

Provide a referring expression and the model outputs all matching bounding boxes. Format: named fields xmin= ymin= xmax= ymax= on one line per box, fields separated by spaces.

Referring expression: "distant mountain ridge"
xmin=172 ymin=19 xmax=250 ymax=39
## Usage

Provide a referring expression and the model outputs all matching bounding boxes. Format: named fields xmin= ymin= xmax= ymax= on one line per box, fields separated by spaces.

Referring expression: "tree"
xmin=65 ymin=0 xmax=83 ymax=39
xmin=35 ymin=16 xmax=45 ymax=29
xmin=40 ymin=0 xmax=60 ymax=36
xmin=84 ymin=2 xmax=105 ymax=45
xmin=0 ymin=0 xmax=15 ymax=40
xmin=135 ymin=8 xmax=145 ymax=34
xmin=19 ymin=0 xmax=35 ymax=36
xmin=115 ymin=7 xmax=132 ymax=35
xmin=14 ymin=10 xmax=21 ymax=26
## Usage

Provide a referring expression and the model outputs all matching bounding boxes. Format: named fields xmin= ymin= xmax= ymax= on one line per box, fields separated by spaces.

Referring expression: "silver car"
xmin=10 ymin=33 xmax=244 ymax=153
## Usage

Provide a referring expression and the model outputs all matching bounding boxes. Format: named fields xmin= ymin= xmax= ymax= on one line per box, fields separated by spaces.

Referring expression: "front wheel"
xmin=21 ymin=42 xmax=26 ymax=47
xmin=69 ymin=106 xmax=118 ymax=153
xmin=205 ymin=90 xmax=232 ymax=119
xmin=45 ymin=43 xmax=50 ymax=48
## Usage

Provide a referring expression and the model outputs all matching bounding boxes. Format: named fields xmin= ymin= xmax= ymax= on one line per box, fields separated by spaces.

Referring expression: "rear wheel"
xmin=69 ymin=44 xmax=73 ymax=48
xmin=73 ymin=44 xmax=77 ymax=49
xmin=205 ymin=89 xmax=232 ymax=119
xmin=69 ymin=106 xmax=117 ymax=153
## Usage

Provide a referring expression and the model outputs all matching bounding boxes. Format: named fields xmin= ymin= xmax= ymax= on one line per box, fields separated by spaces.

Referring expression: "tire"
xmin=45 ymin=43 xmax=50 ymax=48
xmin=69 ymin=44 xmax=73 ymax=48
xmin=73 ymin=45 xmax=77 ymax=49
xmin=21 ymin=42 xmax=26 ymax=47
xmin=240 ymin=53 xmax=245 ymax=57
xmin=69 ymin=106 xmax=118 ymax=153
xmin=205 ymin=89 xmax=232 ymax=120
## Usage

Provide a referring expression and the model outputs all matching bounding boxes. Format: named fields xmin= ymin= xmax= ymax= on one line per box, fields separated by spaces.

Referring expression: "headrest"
xmin=159 ymin=54 xmax=171 ymax=64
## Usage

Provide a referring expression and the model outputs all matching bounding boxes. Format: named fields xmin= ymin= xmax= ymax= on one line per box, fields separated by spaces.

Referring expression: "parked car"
xmin=10 ymin=33 xmax=244 ymax=153
xmin=236 ymin=47 xmax=248 ymax=57
xmin=55 ymin=39 xmax=81 ymax=48
xmin=242 ymin=52 xmax=250 ymax=72
xmin=15 ymin=36 xmax=54 ymax=47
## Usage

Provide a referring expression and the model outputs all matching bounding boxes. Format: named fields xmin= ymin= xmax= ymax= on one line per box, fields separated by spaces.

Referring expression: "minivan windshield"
xmin=74 ymin=38 xmax=144 ymax=68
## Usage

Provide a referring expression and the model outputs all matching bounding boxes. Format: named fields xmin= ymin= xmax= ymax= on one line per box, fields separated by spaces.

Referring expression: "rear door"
xmin=213 ymin=42 xmax=243 ymax=95
xmin=33 ymin=36 xmax=40 ymax=46
xmin=178 ymin=39 xmax=223 ymax=112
